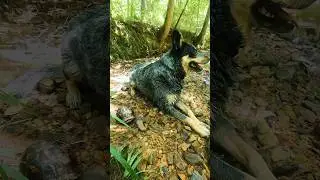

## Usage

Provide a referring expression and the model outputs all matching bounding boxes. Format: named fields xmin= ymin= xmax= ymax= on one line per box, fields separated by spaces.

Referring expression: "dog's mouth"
xmin=251 ymin=0 xmax=297 ymax=33
xmin=188 ymin=55 xmax=209 ymax=72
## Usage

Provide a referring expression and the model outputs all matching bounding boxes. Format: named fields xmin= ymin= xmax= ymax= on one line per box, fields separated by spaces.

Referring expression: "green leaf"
xmin=110 ymin=113 xmax=131 ymax=128
xmin=0 ymin=164 xmax=28 ymax=180
xmin=0 ymin=90 xmax=20 ymax=106
xmin=110 ymin=145 xmax=140 ymax=180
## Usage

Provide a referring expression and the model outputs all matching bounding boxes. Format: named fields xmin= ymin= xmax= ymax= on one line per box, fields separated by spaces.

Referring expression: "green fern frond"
xmin=110 ymin=145 xmax=143 ymax=179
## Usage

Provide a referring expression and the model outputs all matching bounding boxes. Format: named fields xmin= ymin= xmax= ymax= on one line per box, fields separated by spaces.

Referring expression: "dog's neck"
xmin=160 ymin=52 xmax=186 ymax=81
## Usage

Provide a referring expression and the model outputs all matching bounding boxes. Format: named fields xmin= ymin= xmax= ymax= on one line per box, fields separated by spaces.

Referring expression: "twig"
xmin=0 ymin=118 xmax=32 ymax=130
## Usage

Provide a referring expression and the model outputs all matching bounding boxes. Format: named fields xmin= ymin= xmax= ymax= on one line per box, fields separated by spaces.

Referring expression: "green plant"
xmin=0 ymin=90 xmax=38 ymax=117
xmin=110 ymin=113 xmax=131 ymax=128
xmin=0 ymin=164 xmax=28 ymax=180
xmin=110 ymin=145 xmax=143 ymax=180
xmin=0 ymin=90 xmax=20 ymax=106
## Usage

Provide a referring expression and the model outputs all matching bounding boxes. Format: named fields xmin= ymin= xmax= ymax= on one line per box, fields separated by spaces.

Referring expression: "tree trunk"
xmin=141 ymin=0 xmax=146 ymax=21
xmin=194 ymin=5 xmax=210 ymax=46
xmin=127 ymin=0 xmax=130 ymax=18
xmin=158 ymin=0 xmax=175 ymax=47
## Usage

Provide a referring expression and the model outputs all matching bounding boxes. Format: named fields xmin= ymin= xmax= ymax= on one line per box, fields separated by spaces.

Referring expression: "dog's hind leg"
xmin=164 ymin=105 xmax=210 ymax=137
xmin=175 ymin=101 xmax=210 ymax=129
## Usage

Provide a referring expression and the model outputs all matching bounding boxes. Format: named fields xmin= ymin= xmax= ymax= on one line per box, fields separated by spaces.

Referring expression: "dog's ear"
xmin=172 ymin=29 xmax=182 ymax=50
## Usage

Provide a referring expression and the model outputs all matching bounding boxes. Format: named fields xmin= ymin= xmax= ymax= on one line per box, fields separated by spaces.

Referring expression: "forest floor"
xmin=110 ymin=57 xmax=210 ymax=179
xmin=223 ymin=29 xmax=320 ymax=180
xmin=0 ymin=6 xmax=107 ymax=179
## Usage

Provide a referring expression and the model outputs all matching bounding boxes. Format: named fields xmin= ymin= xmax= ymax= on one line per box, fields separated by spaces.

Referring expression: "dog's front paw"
xmin=186 ymin=118 xmax=210 ymax=137
xmin=196 ymin=121 xmax=210 ymax=137
xmin=66 ymin=90 xmax=81 ymax=110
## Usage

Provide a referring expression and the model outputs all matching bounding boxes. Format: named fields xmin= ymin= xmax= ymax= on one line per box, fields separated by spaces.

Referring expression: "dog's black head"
xmin=170 ymin=29 xmax=209 ymax=73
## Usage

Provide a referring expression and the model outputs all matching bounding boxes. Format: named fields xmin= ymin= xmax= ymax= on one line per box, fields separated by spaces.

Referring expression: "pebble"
xmin=270 ymin=147 xmax=291 ymax=162
xmin=187 ymin=165 xmax=194 ymax=175
xmin=4 ymin=105 xmax=23 ymax=116
xmin=177 ymin=173 xmax=187 ymax=180
xmin=180 ymin=143 xmax=191 ymax=151
xmin=183 ymin=152 xmax=203 ymax=164
xmin=188 ymin=135 xmax=197 ymax=143
xmin=52 ymin=105 xmax=67 ymax=118
xmin=136 ymin=116 xmax=147 ymax=131
xmin=302 ymin=100 xmax=320 ymax=115
xmin=174 ymin=153 xmax=187 ymax=170
xmin=167 ymin=153 xmax=174 ymax=165
xmin=38 ymin=78 xmax=55 ymax=94
xmin=300 ymin=107 xmax=317 ymax=123
xmin=191 ymin=170 xmax=203 ymax=180
xmin=276 ymin=66 xmax=296 ymax=80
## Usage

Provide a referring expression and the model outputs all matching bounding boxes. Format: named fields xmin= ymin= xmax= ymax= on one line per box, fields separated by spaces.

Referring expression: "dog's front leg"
xmin=165 ymin=105 xmax=210 ymax=137
xmin=175 ymin=101 xmax=210 ymax=128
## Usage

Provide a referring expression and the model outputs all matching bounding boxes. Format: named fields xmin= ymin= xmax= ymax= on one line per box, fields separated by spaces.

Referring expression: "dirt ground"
xmin=0 ymin=8 xmax=107 ymax=179
xmin=224 ymin=29 xmax=320 ymax=179
xmin=110 ymin=57 xmax=210 ymax=179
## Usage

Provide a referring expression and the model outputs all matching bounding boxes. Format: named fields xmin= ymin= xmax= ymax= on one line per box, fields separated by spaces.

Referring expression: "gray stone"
xmin=190 ymin=170 xmax=203 ymax=180
xmin=300 ymin=107 xmax=317 ymax=123
xmin=174 ymin=153 xmax=187 ymax=170
xmin=302 ymin=100 xmax=320 ymax=115
xmin=4 ymin=105 xmax=23 ymax=116
xmin=271 ymin=147 xmax=290 ymax=162
xmin=276 ymin=66 xmax=296 ymax=80
xmin=250 ymin=66 xmax=273 ymax=77
xmin=38 ymin=78 xmax=55 ymax=94
xmin=183 ymin=152 xmax=203 ymax=164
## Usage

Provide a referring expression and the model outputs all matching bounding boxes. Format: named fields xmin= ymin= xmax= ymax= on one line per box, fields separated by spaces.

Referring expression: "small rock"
xmin=184 ymin=126 xmax=192 ymax=131
xmin=38 ymin=78 xmax=55 ymax=94
xmin=187 ymin=166 xmax=194 ymax=175
xmin=136 ymin=116 xmax=147 ymax=131
xmin=194 ymin=108 xmax=203 ymax=117
xmin=174 ymin=153 xmax=187 ymax=170
xmin=168 ymin=153 xmax=174 ymax=165
xmin=191 ymin=141 xmax=202 ymax=152
xmin=300 ymin=107 xmax=317 ymax=123
xmin=191 ymin=170 xmax=203 ymax=180
xmin=257 ymin=133 xmax=279 ymax=148
xmin=52 ymin=106 xmax=67 ymax=118
xmin=256 ymin=109 xmax=276 ymax=122
xmin=116 ymin=106 xmax=135 ymax=123
xmin=148 ymin=151 xmax=156 ymax=165
xmin=282 ymin=105 xmax=296 ymax=120
xmin=4 ymin=105 xmax=23 ymax=116
xmin=169 ymin=175 xmax=179 ymax=180
xmin=271 ymin=147 xmax=290 ymax=162
xmin=53 ymin=77 xmax=65 ymax=85
xmin=160 ymin=166 xmax=169 ymax=177
xmin=276 ymin=66 xmax=296 ymax=80
xmin=177 ymin=173 xmax=187 ymax=180
xmin=254 ymin=97 xmax=268 ymax=107
xmin=250 ymin=66 xmax=272 ymax=77
xmin=188 ymin=135 xmax=197 ymax=143
xmin=272 ymin=162 xmax=300 ymax=177
xmin=181 ymin=130 xmax=189 ymax=141
xmin=302 ymin=100 xmax=320 ymax=115
xmin=277 ymin=110 xmax=291 ymax=129
xmin=180 ymin=143 xmax=191 ymax=151
xmin=183 ymin=152 xmax=203 ymax=164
